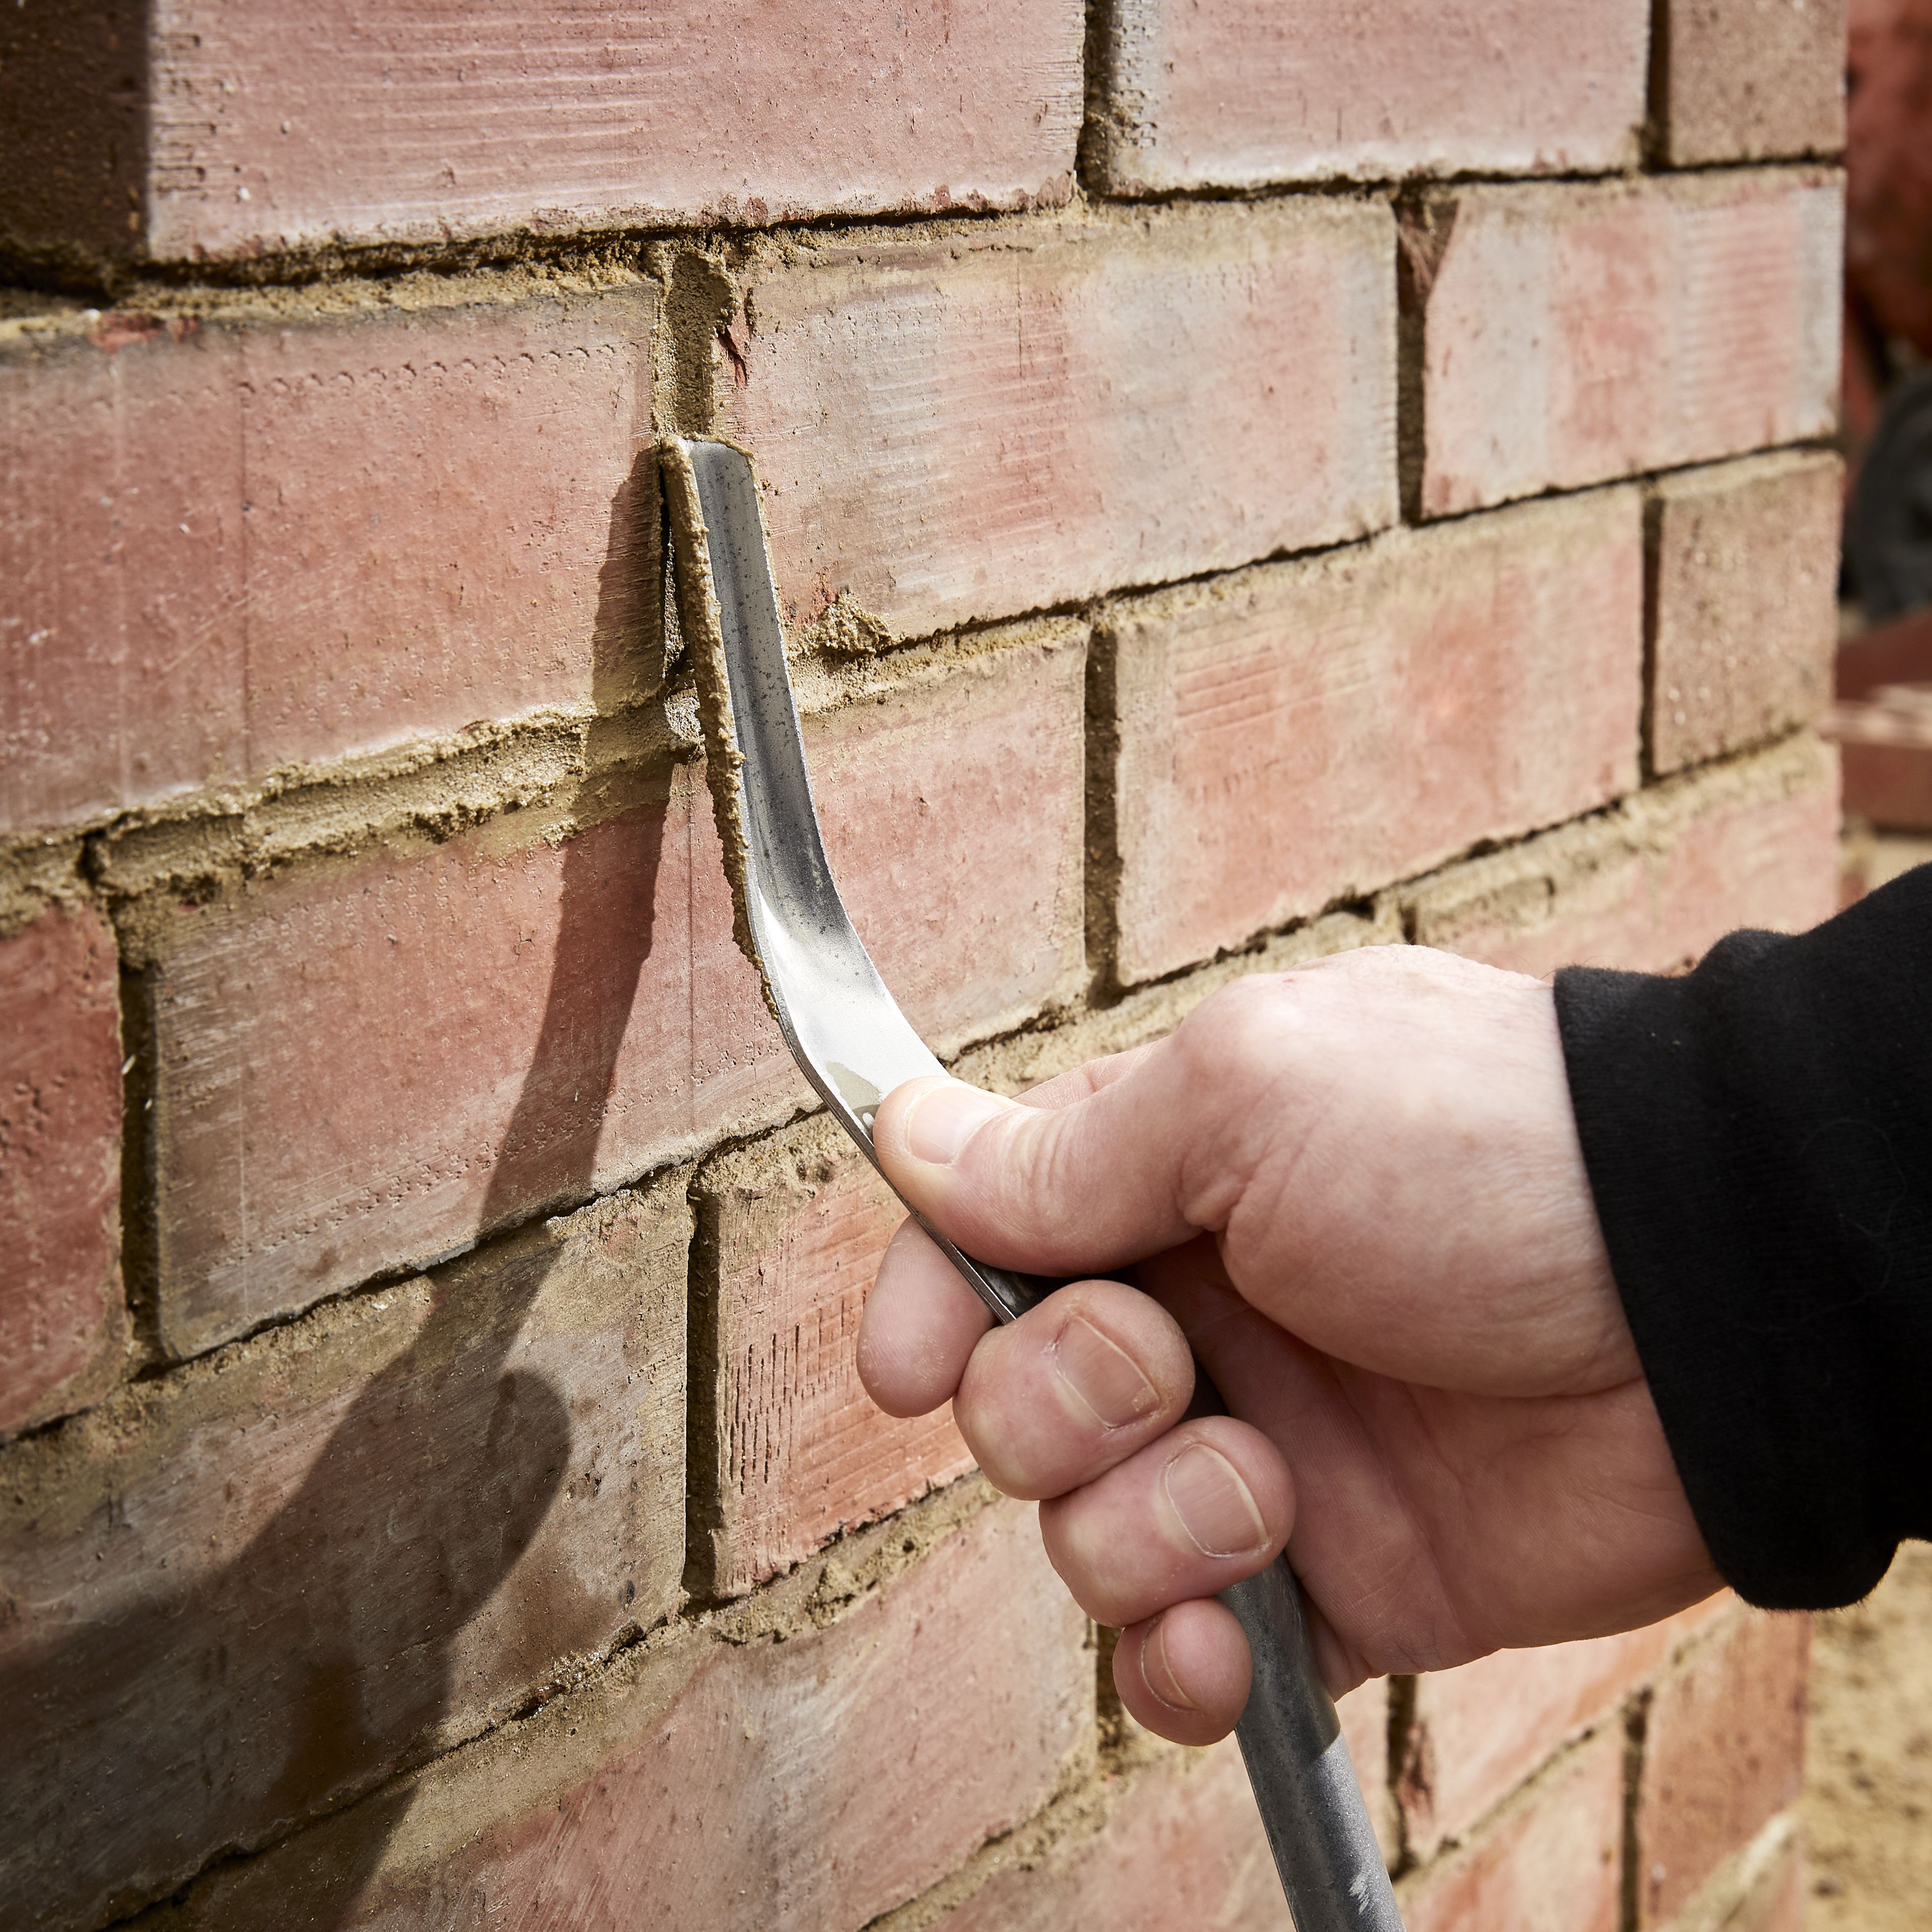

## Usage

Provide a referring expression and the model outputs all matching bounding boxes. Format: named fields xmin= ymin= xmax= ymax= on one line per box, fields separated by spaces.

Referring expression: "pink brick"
xmin=697 ymin=1118 xmax=975 ymax=1597
xmin=1 ymin=289 xmax=656 ymax=837
xmin=176 ymin=1500 xmax=1092 ymax=1932
xmin=1110 ymin=490 xmax=1643 ymax=984
xmin=720 ymin=201 xmax=1396 ymax=644
xmin=1411 ymin=735 xmax=1841 ymax=977
xmin=1636 ymin=1614 xmax=1810 ymax=1928
xmin=1652 ymin=453 xmax=1843 ymax=774
xmin=0 ymin=1179 xmax=690 ymax=1932
xmin=1400 ymin=1599 xmax=1736 ymax=1859
xmin=1659 ymin=0 xmax=1848 ymax=166
xmin=1 ymin=2 xmax=1083 ymax=264
xmin=1413 ymin=172 xmax=1842 ymax=518
xmin=0 ymin=902 xmax=125 ymax=1437
xmin=935 ymin=1741 xmax=1282 ymax=1930
xmin=1403 ymin=1729 xmax=1624 ymax=1932
xmin=146 ymin=629 xmax=1085 ymax=1354
xmin=1090 ymin=0 xmax=1647 ymax=193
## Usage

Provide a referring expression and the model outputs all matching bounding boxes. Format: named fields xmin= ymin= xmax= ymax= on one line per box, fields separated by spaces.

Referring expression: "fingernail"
xmin=1141 ymin=1612 xmax=1197 ymax=1711
xmin=1162 ymin=1443 xmax=1268 ymax=1560
xmin=903 ymin=1081 xmax=1012 ymax=1165
xmin=1049 ymin=1315 xmax=1161 ymax=1430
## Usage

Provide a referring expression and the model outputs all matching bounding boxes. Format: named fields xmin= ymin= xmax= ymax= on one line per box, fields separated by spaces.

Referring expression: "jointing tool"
xmin=662 ymin=436 xmax=1404 ymax=1932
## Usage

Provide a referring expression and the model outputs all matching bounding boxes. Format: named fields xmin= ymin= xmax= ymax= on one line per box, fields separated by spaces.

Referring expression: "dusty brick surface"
xmin=1089 ymin=0 xmax=1647 ymax=194
xmin=1409 ymin=733 xmax=1842 ymax=977
xmin=1636 ymin=1614 xmax=1810 ymax=1928
xmin=1412 ymin=171 xmax=1843 ymax=518
xmin=1109 ymin=490 xmax=1643 ymax=984
xmin=935 ymin=1740 xmax=1287 ymax=1929
xmin=1 ymin=288 xmax=657 ymax=838
xmin=0 ymin=1178 xmax=688 ymax=1932
xmin=143 ymin=627 xmax=1085 ymax=1355
xmin=696 ymin=1116 xmax=975 ymax=1598
xmin=1651 ymin=453 xmax=1843 ymax=775
xmin=168 ymin=1498 xmax=1091 ymax=1932
xmin=1658 ymin=1814 xmax=1803 ymax=1932
xmin=0 ymin=902 xmax=125 ymax=1438
xmin=720 ymin=201 xmax=1396 ymax=644
xmin=1 ymin=1 xmax=1083 ymax=264
xmin=1659 ymin=0 xmax=1848 ymax=166
xmin=1402 ymin=1729 xmax=1625 ymax=1932
xmin=1400 ymin=1600 xmax=1736 ymax=1859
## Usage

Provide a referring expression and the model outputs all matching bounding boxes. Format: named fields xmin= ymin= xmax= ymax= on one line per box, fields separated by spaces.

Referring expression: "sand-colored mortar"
xmin=1806 ymin=1542 xmax=1932 ymax=1928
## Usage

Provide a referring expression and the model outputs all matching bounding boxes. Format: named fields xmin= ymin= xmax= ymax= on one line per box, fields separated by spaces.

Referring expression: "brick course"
xmin=144 ymin=627 xmax=1084 ymax=1355
xmin=1089 ymin=0 xmax=1648 ymax=194
xmin=0 ymin=1 xmax=1084 ymax=265
xmin=1 ymin=288 xmax=657 ymax=838
xmin=1109 ymin=489 xmax=1644 ymax=983
xmin=164 ymin=1498 xmax=1091 ymax=1932
xmin=0 ymin=1178 xmax=689 ymax=1932
xmin=0 ymin=902 xmax=126 ymax=1437
xmin=720 ymin=201 xmax=1397 ymax=645
xmin=1409 ymin=733 xmax=1841 ymax=977
xmin=1409 ymin=171 xmax=1842 ymax=518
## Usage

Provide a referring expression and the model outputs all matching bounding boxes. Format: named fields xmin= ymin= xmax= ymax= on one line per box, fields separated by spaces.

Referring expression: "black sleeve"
xmin=1554 ymin=864 xmax=1932 ymax=1610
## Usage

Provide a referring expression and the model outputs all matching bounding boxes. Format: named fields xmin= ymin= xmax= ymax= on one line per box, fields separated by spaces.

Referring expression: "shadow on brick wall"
xmin=3 ymin=472 xmax=667 ymax=1931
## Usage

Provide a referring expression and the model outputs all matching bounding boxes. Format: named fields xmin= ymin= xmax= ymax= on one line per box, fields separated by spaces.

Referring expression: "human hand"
xmin=857 ymin=945 xmax=1720 ymax=1746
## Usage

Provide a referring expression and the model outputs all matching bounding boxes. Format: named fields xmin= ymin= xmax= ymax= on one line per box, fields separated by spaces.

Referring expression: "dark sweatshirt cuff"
xmin=1554 ymin=870 xmax=1932 ymax=1610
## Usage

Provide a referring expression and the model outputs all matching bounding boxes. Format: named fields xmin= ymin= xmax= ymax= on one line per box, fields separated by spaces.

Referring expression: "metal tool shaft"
xmin=669 ymin=437 xmax=1403 ymax=1932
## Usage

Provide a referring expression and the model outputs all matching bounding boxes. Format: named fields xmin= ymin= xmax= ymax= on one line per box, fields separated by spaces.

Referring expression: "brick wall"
xmin=1 ymin=3 xmax=1839 ymax=1926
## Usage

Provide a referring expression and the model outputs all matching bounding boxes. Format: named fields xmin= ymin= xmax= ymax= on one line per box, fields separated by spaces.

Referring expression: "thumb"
xmin=872 ymin=1059 xmax=1208 ymax=1276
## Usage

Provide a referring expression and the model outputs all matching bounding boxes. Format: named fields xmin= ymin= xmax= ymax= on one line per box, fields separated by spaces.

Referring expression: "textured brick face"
xmin=5 ymin=0 xmax=1084 ymax=262
xmin=722 ymin=201 xmax=1397 ymax=643
xmin=1 ymin=291 xmax=657 ymax=836
xmin=1651 ymin=453 xmax=1844 ymax=774
xmin=1110 ymin=489 xmax=1644 ymax=983
xmin=1636 ymin=1614 xmax=1810 ymax=1928
xmin=1411 ymin=736 xmax=1842 ymax=976
xmin=0 ymin=1181 xmax=689 ymax=1932
xmin=1400 ymin=1601 xmax=1734 ymax=1859
xmin=1413 ymin=172 xmax=1843 ymax=517
xmin=699 ymin=1120 xmax=975 ymax=1598
xmin=0 ymin=903 xmax=125 ymax=1437
xmin=1403 ymin=1729 xmax=1625 ymax=1932
xmin=1659 ymin=0 xmax=1849 ymax=165
xmin=1090 ymin=0 xmax=1648 ymax=193
xmin=176 ymin=1501 xmax=1091 ymax=1932
xmin=148 ymin=631 xmax=1086 ymax=1354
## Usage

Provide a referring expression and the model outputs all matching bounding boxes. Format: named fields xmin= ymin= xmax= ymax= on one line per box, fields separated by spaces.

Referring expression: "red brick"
xmin=720 ymin=201 xmax=1397 ymax=645
xmin=1636 ymin=1614 xmax=1810 ymax=1928
xmin=1410 ymin=734 xmax=1841 ymax=977
xmin=0 ymin=1178 xmax=689 ymax=1932
xmin=1 ymin=2 xmax=1084 ymax=265
xmin=1658 ymin=0 xmax=1848 ymax=166
xmin=1400 ymin=1600 xmax=1735 ymax=1859
xmin=1412 ymin=172 xmax=1842 ymax=519
xmin=1 ymin=288 xmax=656 ymax=838
xmin=1090 ymin=0 xmax=1647 ymax=194
xmin=0 ymin=902 xmax=125 ymax=1437
xmin=145 ymin=627 xmax=1085 ymax=1355
xmin=1109 ymin=490 xmax=1643 ymax=984
xmin=1402 ymin=1729 xmax=1625 ymax=1932
xmin=1830 ymin=695 xmax=1932 ymax=830
xmin=174 ymin=1499 xmax=1092 ymax=1932
xmin=697 ymin=1118 xmax=975 ymax=1598
xmin=934 ymin=1741 xmax=1284 ymax=1930
xmin=1651 ymin=453 xmax=1844 ymax=774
